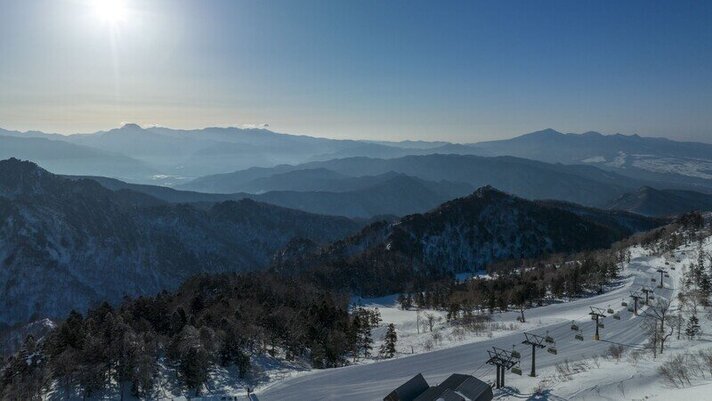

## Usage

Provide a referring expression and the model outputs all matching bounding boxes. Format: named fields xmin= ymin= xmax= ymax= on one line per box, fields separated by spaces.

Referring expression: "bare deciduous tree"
xmin=642 ymin=298 xmax=675 ymax=356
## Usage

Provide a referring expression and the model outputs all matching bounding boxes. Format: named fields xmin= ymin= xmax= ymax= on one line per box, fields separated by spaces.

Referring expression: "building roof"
xmin=439 ymin=374 xmax=471 ymax=390
xmin=412 ymin=374 xmax=492 ymax=401
xmin=384 ymin=373 xmax=430 ymax=401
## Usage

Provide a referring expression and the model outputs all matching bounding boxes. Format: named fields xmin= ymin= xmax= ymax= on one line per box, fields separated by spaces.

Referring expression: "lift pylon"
xmin=522 ymin=333 xmax=547 ymax=377
xmin=629 ymin=291 xmax=643 ymax=315
xmin=486 ymin=347 xmax=519 ymax=388
xmin=589 ymin=307 xmax=606 ymax=340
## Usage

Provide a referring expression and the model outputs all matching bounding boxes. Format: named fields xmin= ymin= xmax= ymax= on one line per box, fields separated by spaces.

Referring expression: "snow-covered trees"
xmin=380 ymin=324 xmax=398 ymax=359
xmin=686 ymin=315 xmax=701 ymax=340
xmin=0 ymin=273 xmax=362 ymax=399
xmin=413 ymin=251 xmax=622 ymax=317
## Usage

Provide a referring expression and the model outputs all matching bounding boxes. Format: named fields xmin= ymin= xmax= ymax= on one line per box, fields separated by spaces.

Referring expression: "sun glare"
xmin=92 ymin=0 xmax=128 ymax=24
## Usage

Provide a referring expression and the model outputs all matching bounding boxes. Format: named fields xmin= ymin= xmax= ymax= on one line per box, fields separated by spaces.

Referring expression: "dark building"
xmin=384 ymin=373 xmax=430 ymax=401
xmin=384 ymin=373 xmax=493 ymax=401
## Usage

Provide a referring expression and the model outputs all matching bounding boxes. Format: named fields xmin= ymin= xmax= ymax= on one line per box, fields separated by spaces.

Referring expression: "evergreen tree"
xmin=370 ymin=308 xmax=382 ymax=327
xmin=416 ymin=293 xmax=426 ymax=308
xmin=397 ymin=294 xmax=407 ymax=310
xmin=686 ymin=315 xmax=701 ymax=339
xmin=350 ymin=314 xmax=362 ymax=360
xmin=381 ymin=324 xmax=397 ymax=359
xmin=359 ymin=322 xmax=373 ymax=359
xmin=446 ymin=303 xmax=460 ymax=321
xmin=179 ymin=346 xmax=209 ymax=394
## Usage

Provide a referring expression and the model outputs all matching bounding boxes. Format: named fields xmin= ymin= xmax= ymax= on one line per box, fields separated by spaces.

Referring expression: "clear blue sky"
xmin=1 ymin=0 xmax=711 ymax=142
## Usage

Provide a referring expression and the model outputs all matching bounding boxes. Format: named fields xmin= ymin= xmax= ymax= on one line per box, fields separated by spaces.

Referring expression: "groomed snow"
xmin=257 ymin=230 xmax=712 ymax=401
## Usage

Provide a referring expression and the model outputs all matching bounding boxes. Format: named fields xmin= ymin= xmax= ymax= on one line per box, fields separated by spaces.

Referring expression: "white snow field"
xmin=257 ymin=234 xmax=712 ymax=401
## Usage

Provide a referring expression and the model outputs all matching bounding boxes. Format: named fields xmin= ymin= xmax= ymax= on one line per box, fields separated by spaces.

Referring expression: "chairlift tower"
xmin=522 ymin=332 xmax=547 ymax=377
xmin=629 ymin=291 xmax=643 ymax=315
xmin=589 ymin=306 xmax=606 ymax=340
xmin=641 ymin=287 xmax=654 ymax=305
xmin=656 ymin=269 xmax=666 ymax=288
xmin=486 ymin=347 xmax=519 ymax=389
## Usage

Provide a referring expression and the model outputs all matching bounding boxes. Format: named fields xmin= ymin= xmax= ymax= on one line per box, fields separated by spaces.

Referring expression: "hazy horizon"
xmin=5 ymin=123 xmax=712 ymax=146
xmin=1 ymin=0 xmax=711 ymax=142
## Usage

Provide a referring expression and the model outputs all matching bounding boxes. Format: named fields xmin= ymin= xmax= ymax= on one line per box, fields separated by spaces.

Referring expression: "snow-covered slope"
xmin=258 ymin=223 xmax=712 ymax=401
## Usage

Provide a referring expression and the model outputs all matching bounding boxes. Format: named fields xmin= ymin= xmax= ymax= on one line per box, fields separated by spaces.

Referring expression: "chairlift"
xmin=621 ymin=301 xmax=628 ymax=307
xmin=627 ymin=307 xmax=634 ymax=312
xmin=547 ymin=346 xmax=558 ymax=355
xmin=649 ymin=295 xmax=655 ymax=300
xmin=665 ymin=261 xmax=670 ymax=265
xmin=651 ymin=278 xmax=657 ymax=282
xmin=613 ymin=313 xmax=621 ymax=320
xmin=607 ymin=307 xmax=615 ymax=314
xmin=511 ymin=349 xmax=521 ymax=359
xmin=575 ymin=333 xmax=584 ymax=341
xmin=671 ymin=266 xmax=676 ymax=270
xmin=664 ymin=273 xmax=670 ymax=278
xmin=511 ymin=366 xmax=522 ymax=375
xmin=545 ymin=332 xmax=555 ymax=344
xmin=570 ymin=321 xmax=579 ymax=331
xmin=598 ymin=323 xmax=604 ymax=329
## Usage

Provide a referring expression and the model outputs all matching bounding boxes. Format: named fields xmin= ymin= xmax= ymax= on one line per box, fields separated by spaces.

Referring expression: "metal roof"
xmin=412 ymin=374 xmax=492 ymax=401
xmin=384 ymin=373 xmax=430 ymax=401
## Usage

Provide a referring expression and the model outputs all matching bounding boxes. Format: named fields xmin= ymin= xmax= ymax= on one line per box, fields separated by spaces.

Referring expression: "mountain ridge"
xmin=5 ymin=125 xmax=712 ymax=191
xmin=181 ymin=153 xmax=642 ymax=208
xmin=471 ymin=129 xmax=712 ymax=191
xmin=0 ymin=158 xmax=361 ymax=326
xmin=606 ymin=186 xmax=712 ymax=216
xmin=274 ymin=186 xmax=666 ymax=294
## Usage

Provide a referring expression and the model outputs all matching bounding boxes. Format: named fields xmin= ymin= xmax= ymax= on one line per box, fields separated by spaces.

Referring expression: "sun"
xmin=92 ymin=0 xmax=128 ymax=24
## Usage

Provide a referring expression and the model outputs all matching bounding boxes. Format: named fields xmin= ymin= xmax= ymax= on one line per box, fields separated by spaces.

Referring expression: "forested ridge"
xmin=0 ymin=273 xmax=382 ymax=399
xmin=0 ymin=182 xmax=681 ymax=400
xmin=284 ymin=187 xmax=665 ymax=295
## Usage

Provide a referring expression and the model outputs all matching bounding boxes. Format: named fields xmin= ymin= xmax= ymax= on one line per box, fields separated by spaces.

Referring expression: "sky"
xmin=0 ymin=0 xmax=711 ymax=143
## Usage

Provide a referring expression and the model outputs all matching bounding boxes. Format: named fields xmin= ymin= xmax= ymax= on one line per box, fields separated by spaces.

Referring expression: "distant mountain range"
xmin=73 ymin=154 xmax=641 ymax=217
xmin=69 ymin=171 xmax=471 ymax=218
xmin=274 ymin=186 xmax=666 ymax=295
xmin=79 ymin=171 xmax=712 ymax=219
xmin=472 ymin=129 xmax=712 ymax=192
xmin=3 ymin=124 xmax=712 ymax=218
xmin=244 ymin=173 xmax=471 ymax=218
xmin=180 ymin=154 xmax=641 ymax=209
xmin=0 ymin=134 xmax=157 ymax=180
xmin=0 ymin=125 xmax=460 ymax=183
xmin=0 ymin=159 xmax=360 ymax=327
xmin=3 ymin=125 xmax=712 ymax=193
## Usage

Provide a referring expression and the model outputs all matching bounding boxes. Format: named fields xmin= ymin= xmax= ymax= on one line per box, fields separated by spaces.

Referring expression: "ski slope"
xmin=258 ymin=243 xmax=687 ymax=401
